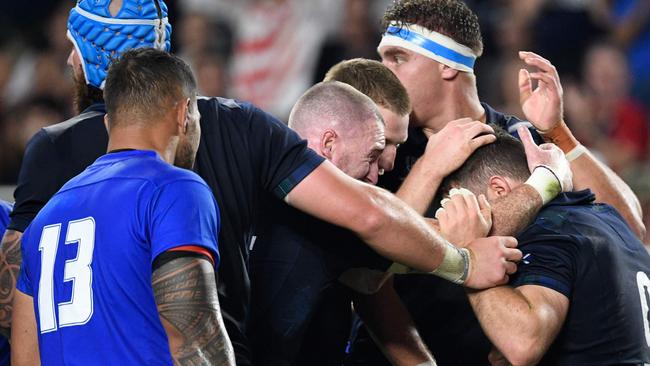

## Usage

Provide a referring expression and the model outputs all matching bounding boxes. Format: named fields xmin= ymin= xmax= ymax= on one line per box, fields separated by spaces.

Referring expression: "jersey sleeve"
xmin=148 ymin=179 xmax=221 ymax=267
xmin=8 ymin=130 xmax=62 ymax=232
xmin=15 ymin=231 xmax=33 ymax=296
xmin=246 ymin=105 xmax=325 ymax=198
xmin=509 ymin=233 xmax=578 ymax=298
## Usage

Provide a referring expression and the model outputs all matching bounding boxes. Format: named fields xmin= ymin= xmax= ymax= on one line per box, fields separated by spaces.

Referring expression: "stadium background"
xmin=0 ymin=0 xmax=648 ymax=244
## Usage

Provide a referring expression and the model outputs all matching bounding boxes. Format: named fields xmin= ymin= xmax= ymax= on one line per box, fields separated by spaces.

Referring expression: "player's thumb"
xmin=519 ymin=68 xmax=533 ymax=105
xmin=478 ymin=194 xmax=492 ymax=226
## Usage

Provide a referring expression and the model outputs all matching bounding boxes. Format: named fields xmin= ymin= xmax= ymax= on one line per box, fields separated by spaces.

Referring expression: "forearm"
xmin=0 ymin=229 xmax=23 ymax=339
xmin=287 ymin=162 xmax=448 ymax=272
xmin=571 ymin=152 xmax=645 ymax=239
xmin=395 ymin=157 xmax=444 ymax=215
xmin=153 ymin=258 xmax=235 ymax=366
xmin=489 ymin=185 xmax=542 ymax=236
xmin=467 ymin=287 xmax=544 ymax=366
xmin=353 ymin=278 xmax=434 ymax=366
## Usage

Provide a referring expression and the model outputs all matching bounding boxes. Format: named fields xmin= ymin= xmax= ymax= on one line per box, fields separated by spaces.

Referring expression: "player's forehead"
xmin=378 ymin=45 xmax=415 ymax=59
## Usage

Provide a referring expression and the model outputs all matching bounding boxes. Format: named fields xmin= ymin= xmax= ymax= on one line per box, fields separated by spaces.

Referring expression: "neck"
xmin=421 ymin=74 xmax=485 ymax=135
xmin=107 ymin=124 xmax=177 ymax=164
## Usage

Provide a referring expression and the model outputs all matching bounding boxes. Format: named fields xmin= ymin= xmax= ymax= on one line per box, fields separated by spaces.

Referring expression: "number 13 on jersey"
xmin=37 ymin=217 xmax=96 ymax=333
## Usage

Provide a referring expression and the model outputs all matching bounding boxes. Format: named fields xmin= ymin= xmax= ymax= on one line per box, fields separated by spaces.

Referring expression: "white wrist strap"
xmin=525 ymin=166 xmax=561 ymax=205
xmin=430 ymin=244 xmax=470 ymax=284
xmin=387 ymin=244 xmax=470 ymax=285
xmin=565 ymin=144 xmax=588 ymax=162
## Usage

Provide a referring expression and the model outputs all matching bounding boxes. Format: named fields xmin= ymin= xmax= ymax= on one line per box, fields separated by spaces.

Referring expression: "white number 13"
xmin=37 ymin=217 xmax=95 ymax=333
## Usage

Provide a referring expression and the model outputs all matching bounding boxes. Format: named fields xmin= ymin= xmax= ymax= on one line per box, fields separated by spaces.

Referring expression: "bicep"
xmin=285 ymin=160 xmax=377 ymax=233
xmin=518 ymin=285 xmax=569 ymax=345
xmin=11 ymin=290 xmax=39 ymax=366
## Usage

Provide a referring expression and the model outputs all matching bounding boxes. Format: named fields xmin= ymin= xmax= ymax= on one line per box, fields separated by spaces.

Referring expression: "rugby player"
xmin=0 ymin=1 xmax=543 ymax=364
xmin=348 ymin=1 xmax=645 ymax=364
xmin=437 ymin=128 xmax=650 ymax=365
xmin=11 ymin=48 xmax=234 ymax=365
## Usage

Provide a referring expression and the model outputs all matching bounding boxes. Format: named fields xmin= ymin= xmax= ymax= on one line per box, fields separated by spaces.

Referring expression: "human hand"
xmin=518 ymin=51 xmax=564 ymax=132
xmin=519 ymin=126 xmax=573 ymax=193
xmin=436 ymin=188 xmax=492 ymax=247
xmin=421 ymin=118 xmax=495 ymax=177
xmin=464 ymin=236 xmax=521 ymax=289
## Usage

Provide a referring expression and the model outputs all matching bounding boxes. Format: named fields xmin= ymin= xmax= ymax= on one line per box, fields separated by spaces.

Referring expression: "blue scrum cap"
xmin=67 ymin=0 xmax=172 ymax=89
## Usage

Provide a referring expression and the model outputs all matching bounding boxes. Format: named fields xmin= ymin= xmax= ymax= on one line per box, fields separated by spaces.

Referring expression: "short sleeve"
xmin=509 ymin=233 xmax=578 ymax=298
xmin=148 ymin=179 xmax=220 ymax=266
xmin=247 ymin=105 xmax=325 ymax=198
xmin=9 ymin=130 xmax=62 ymax=232
xmin=16 ymin=232 xmax=33 ymax=296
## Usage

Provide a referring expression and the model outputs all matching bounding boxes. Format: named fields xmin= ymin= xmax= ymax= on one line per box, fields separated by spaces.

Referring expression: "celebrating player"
xmin=10 ymin=48 xmax=234 ymax=365
xmin=437 ymin=128 xmax=650 ymax=365
xmin=0 ymin=1 xmax=544 ymax=364
xmin=348 ymin=1 xmax=645 ymax=364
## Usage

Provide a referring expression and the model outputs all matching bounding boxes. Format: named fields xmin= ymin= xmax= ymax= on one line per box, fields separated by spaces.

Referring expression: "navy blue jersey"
xmin=512 ymin=190 xmax=650 ymax=365
xmin=9 ymin=98 xmax=324 ymax=365
xmin=16 ymin=150 xmax=219 ymax=365
xmin=348 ymin=103 xmax=543 ymax=366
xmin=0 ymin=200 xmax=12 ymax=366
xmin=249 ymin=199 xmax=390 ymax=365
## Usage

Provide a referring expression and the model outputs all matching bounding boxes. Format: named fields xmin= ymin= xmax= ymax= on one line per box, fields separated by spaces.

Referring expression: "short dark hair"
xmin=104 ymin=48 xmax=197 ymax=125
xmin=382 ymin=0 xmax=484 ymax=56
xmin=324 ymin=58 xmax=411 ymax=117
xmin=439 ymin=126 xmax=530 ymax=197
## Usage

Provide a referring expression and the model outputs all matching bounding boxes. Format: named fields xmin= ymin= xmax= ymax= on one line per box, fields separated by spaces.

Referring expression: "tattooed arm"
xmin=152 ymin=256 xmax=235 ymax=366
xmin=0 ymin=229 xmax=23 ymax=339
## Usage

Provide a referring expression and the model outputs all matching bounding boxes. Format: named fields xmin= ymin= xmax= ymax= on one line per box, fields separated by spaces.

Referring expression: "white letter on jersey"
xmin=636 ymin=271 xmax=650 ymax=347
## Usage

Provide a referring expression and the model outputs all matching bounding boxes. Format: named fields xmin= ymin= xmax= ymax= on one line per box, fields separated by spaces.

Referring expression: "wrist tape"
xmin=525 ymin=165 xmax=562 ymax=205
xmin=565 ymin=144 xmax=588 ymax=162
xmin=430 ymin=244 xmax=470 ymax=284
xmin=539 ymin=120 xmax=580 ymax=153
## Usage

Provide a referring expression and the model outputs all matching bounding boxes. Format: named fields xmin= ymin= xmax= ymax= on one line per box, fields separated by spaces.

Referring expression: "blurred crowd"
xmin=0 ymin=0 xmax=649 ymax=236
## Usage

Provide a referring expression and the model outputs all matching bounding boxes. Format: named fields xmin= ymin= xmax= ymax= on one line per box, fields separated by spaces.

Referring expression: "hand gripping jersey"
xmin=16 ymin=150 xmax=219 ymax=365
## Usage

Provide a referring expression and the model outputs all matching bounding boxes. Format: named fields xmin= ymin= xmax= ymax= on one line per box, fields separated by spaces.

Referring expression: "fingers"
xmin=504 ymin=247 xmax=523 ymax=262
xmin=519 ymin=51 xmax=556 ymax=74
xmin=517 ymin=125 xmax=538 ymax=157
xmin=469 ymin=133 xmax=497 ymax=150
xmin=502 ymin=236 xmax=519 ymax=248
xmin=478 ymin=194 xmax=492 ymax=224
xmin=464 ymin=121 xmax=494 ymax=136
xmin=505 ymin=260 xmax=517 ymax=275
xmin=518 ymin=68 xmax=533 ymax=105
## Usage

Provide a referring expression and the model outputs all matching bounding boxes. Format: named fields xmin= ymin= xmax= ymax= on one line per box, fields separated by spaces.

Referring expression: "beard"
xmin=71 ymin=66 xmax=104 ymax=114
xmin=174 ymin=118 xmax=200 ymax=170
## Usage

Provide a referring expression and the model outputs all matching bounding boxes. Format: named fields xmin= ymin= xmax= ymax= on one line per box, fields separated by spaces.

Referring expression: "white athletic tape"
xmin=525 ymin=166 xmax=561 ymax=205
xmin=565 ymin=144 xmax=588 ymax=162
xmin=379 ymin=22 xmax=477 ymax=73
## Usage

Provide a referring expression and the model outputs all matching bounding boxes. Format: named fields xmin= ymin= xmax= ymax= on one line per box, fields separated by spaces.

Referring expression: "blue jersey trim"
xmin=511 ymin=274 xmax=571 ymax=297
xmin=273 ymin=158 xmax=324 ymax=198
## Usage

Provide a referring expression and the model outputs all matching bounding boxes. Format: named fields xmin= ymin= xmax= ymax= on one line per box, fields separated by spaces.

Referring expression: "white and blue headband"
xmin=378 ymin=22 xmax=477 ymax=73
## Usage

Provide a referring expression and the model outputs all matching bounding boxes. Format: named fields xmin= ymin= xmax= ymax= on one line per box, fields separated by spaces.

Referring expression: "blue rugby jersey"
xmin=16 ymin=150 xmax=219 ymax=365
xmin=512 ymin=190 xmax=650 ymax=365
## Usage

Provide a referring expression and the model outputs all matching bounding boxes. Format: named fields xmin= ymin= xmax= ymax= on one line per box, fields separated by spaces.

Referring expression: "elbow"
xmin=499 ymin=336 xmax=544 ymax=366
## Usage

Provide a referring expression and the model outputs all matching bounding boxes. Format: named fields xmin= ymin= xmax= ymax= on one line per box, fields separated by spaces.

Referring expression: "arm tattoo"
xmin=0 ymin=230 xmax=22 ymax=339
xmin=152 ymin=257 xmax=235 ymax=366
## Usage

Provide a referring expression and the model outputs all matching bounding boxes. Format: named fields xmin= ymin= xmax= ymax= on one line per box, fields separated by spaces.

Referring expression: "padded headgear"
xmin=67 ymin=0 xmax=172 ymax=89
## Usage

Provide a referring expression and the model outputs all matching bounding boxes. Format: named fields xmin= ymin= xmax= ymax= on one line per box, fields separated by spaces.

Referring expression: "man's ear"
xmin=175 ymin=98 xmax=190 ymax=135
xmin=320 ymin=129 xmax=337 ymax=159
xmin=488 ymin=176 xmax=512 ymax=198
xmin=440 ymin=63 xmax=459 ymax=80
